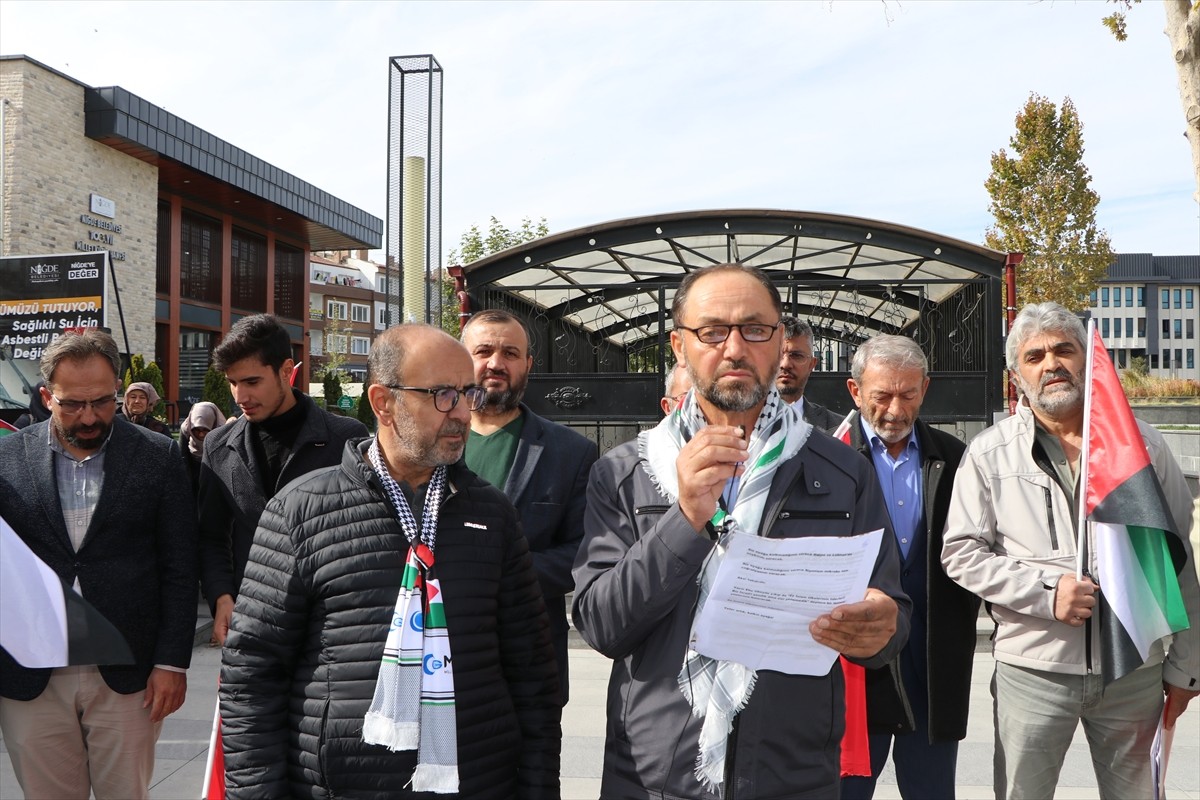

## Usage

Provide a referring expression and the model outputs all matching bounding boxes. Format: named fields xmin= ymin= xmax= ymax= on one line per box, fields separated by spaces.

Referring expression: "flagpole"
xmin=201 ymin=695 xmax=220 ymax=799
xmin=1075 ymin=319 xmax=1097 ymax=580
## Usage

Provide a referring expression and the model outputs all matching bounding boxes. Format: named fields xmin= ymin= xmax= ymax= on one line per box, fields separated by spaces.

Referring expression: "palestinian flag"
xmin=1081 ymin=325 xmax=1189 ymax=688
xmin=829 ymin=408 xmax=870 ymax=778
xmin=0 ymin=420 xmax=17 ymax=438
xmin=0 ymin=515 xmax=134 ymax=668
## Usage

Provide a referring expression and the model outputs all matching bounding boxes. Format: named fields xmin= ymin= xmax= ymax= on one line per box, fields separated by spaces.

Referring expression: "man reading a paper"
xmin=572 ymin=263 xmax=911 ymax=799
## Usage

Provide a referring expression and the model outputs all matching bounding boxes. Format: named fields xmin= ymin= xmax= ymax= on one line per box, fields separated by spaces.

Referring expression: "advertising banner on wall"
xmin=0 ymin=252 xmax=108 ymax=412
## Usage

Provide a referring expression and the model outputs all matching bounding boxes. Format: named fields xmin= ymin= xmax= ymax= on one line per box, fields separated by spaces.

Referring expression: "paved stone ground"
xmin=2 ymin=642 xmax=1197 ymax=799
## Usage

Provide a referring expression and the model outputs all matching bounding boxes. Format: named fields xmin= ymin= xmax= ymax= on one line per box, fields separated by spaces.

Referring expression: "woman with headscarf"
xmin=180 ymin=401 xmax=227 ymax=496
xmin=119 ymin=381 xmax=171 ymax=436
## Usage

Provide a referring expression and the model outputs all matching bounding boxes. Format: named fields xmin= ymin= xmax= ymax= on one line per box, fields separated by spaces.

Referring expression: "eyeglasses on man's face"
xmin=384 ymin=384 xmax=487 ymax=413
xmin=675 ymin=322 xmax=780 ymax=345
xmin=51 ymin=394 xmax=117 ymax=416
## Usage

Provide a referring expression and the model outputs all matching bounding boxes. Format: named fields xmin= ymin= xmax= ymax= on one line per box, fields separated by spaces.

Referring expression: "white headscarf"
xmin=181 ymin=402 xmax=226 ymax=458
xmin=125 ymin=381 xmax=161 ymax=406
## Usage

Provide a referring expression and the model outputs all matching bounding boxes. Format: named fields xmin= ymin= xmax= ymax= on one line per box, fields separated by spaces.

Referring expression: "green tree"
xmin=356 ymin=390 xmax=376 ymax=431
xmin=441 ymin=216 xmax=550 ymax=335
xmin=123 ymin=353 xmax=167 ymax=417
xmin=985 ymin=94 xmax=1114 ymax=313
xmin=322 ymin=370 xmax=343 ymax=410
xmin=202 ymin=364 xmax=233 ymax=417
xmin=447 ymin=216 xmax=550 ymax=266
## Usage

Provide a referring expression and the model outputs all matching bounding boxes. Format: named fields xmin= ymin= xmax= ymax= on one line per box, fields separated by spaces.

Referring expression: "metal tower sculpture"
xmin=386 ymin=55 xmax=443 ymax=326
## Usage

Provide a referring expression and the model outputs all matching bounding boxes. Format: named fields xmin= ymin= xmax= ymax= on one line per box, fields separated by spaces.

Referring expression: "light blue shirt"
xmin=860 ymin=416 xmax=922 ymax=560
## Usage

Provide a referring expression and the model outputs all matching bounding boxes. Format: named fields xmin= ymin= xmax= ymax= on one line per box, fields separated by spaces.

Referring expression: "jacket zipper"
xmin=1082 ymin=567 xmax=1093 ymax=674
xmin=777 ymin=510 xmax=851 ymax=520
xmin=1042 ymin=486 xmax=1058 ymax=550
xmin=723 ymin=716 xmax=740 ymax=799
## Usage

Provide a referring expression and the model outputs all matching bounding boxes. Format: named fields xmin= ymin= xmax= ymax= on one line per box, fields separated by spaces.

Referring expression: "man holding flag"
xmin=943 ymin=301 xmax=1199 ymax=799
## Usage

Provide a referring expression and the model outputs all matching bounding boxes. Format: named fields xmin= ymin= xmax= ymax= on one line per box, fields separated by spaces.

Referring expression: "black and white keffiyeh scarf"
xmin=361 ymin=440 xmax=459 ymax=793
xmin=638 ymin=386 xmax=811 ymax=792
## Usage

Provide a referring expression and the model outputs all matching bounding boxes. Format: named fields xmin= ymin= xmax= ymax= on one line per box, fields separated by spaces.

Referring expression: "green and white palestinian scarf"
xmin=362 ymin=440 xmax=459 ymax=794
xmin=638 ymin=385 xmax=811 ymax=792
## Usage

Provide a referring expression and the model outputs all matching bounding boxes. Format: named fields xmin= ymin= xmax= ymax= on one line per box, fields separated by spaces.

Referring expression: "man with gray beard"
xmin=460 ymin=309 xmax=598 ymax=705
xmin=572 ymin=263 xmax=910 ymax=799
xmin=219 ymin=324 xmax=560 ymax=798
xmin=942 ymin=302 xmax=1199 ymax=799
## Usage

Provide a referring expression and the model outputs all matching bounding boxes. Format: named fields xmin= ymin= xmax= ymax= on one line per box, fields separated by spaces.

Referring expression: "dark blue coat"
xmin=848 ymin=413 xmax=979 ymax=741
xmin=496 ymin=405 xmax=597 ymax=703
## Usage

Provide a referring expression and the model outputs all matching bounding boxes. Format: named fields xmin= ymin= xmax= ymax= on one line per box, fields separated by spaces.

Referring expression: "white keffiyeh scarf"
xmin=638 ymin=386 xmax=811 ymax=792
xmin=361 ymin=440 xmax=459 ymax=794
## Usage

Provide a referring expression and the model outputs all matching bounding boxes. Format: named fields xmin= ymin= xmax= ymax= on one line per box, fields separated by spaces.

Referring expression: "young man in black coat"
xmin=198 ymin=313 xmax=366 ymax=644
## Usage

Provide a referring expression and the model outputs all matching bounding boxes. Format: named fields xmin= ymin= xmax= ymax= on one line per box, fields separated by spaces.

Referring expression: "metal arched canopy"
xmin=461 ymin=209 xmax=1008 ymax=349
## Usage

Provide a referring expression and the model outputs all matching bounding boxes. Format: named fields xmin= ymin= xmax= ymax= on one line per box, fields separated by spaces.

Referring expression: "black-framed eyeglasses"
xmin=384 ymin=384 xmax=487 ymax=413
xmin=51 ymin=394 xmax=117 ymax=416
xmin=675 ymin=322 xmax=780 ymax=345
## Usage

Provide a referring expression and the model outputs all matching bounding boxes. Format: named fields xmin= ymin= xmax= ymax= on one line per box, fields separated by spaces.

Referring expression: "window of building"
xmin=1163 ymin=350 xmax=1171 ymax=368
xmin=1137 ymin=317 xmax=1146 ymax=338
xmin=1174 ymin=289 xmax=1182 ymax=309
xmin=327 ymin=300 xmax=348 ymax=321
xmin=1163 ymin=319 xmax=1171 ymax=339
xmin=156 ymin=202 xmax=171 ymax=294
xmin=1175 ymin=319 xmax=1183 ymax=339
xmin=351 ymin=336 xmax=370 ymax=356
xmin=180 ymin=211 xmax=222 ymax=304
xmin=1101 ymin=287 xmax=1109 ymax=307
xmin=326 ymin=334 xmax=348 ymax=354
xmin=1175 ymin=348 xmax=1183 ymax=368
xmin=275 ymin=244 xmax=306 ymax=321
xmin=1089 ymin=290 xmax=1098 ymax=306
xmin=1162 ymin=288 xmax=1170 ymax=309
xmin=348 ymin=368 xmax=367 ymax=383
xmin=310 ymin=331 xmax=324 ymax=357
xmin=1188 ymin=289 xmax=1195 ymax=310
xmin=1125 ymin=287 xmax=1133 ymax=307
xmin=351 ymin=303 xmax=371 ymax=324
xmin=1188 ymin=349 xmax=1195 ymax=370
xmin=1113 ymin=287 xmax=1121 ymax=308
xmin=376 ymin=305 xmax=387 ymax=328
xmin=1137 ymin=287 xmax=1145 ymax=307
xmin=178 ymin=329 xmax=215 ymax=402
xmin=1126 ymin=318 xmax=1133 ymax=338
xmin=1117 ymin=351 xmax=1127 ymax=369
xmin=1151 ymin=353 xmax=1159 ymax=369
xmin=231 ymin=228 xmax=267 ymax=311
xmin=1102 ymin=318 xmax=1110 ymax=338
xmin=1189 ymin=319 xmax=1196 ymax=340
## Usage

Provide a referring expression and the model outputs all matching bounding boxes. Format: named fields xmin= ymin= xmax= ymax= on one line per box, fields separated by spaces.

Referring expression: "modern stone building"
xmin=1088 ymin=253 xmax=1199 ymax=380
xmin=0 ymin=55 xmax=381 ymax=420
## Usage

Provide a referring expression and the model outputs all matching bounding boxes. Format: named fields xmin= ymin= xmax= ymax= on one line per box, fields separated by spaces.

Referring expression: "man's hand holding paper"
xmin=689 ymin=528 xmax=885 ymax=675
xmin=809 ymin=588 xmax=899 ymax=658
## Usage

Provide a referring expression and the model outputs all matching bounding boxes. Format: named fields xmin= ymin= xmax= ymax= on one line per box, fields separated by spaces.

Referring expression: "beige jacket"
xmin=942 ymin=403 xmax=1199 ymax=688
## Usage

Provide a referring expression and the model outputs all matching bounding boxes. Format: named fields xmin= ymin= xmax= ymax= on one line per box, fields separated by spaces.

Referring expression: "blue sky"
xmin=3 ymin=0 xmax=1197 ymax=259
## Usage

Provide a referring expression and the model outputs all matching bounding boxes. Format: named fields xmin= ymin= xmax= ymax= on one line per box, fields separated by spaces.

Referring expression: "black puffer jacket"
xmin=219 ymin=439 xmax=561 ymax=799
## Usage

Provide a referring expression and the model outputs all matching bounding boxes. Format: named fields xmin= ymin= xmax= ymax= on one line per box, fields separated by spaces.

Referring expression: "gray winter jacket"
xmin=942 ymin=402 xmax=1199 ymax=687
xmin=572 ymin=430 xmax=911 ymax=800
